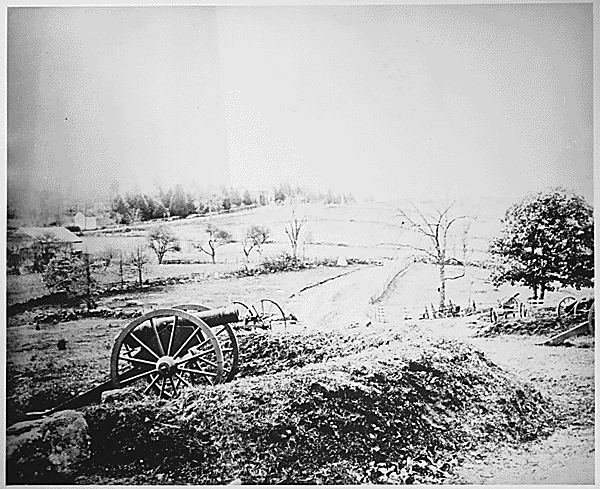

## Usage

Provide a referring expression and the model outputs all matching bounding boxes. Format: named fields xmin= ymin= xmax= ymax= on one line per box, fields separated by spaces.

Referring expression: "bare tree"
xmin=99 ymin=247 xmax=117 ymax=271
xmin=192 ymin=224 xmax=232 ymax=264
xmin=148 ymin=225 xmax=181 ymax=264
xmin=395 ymin=201 xmax=471 ymax=310
xmin=241 ymin=225 xmax=270 ymax=263
xmin=241 ymin=234 xmax=255 ymax=265
xmin=282 ymin=208 xmax=308 ymax=260
xmin=128 ymin=243 xmax=151 ymax=287
xmin=117 ymin=251 xmax=126 ymax=289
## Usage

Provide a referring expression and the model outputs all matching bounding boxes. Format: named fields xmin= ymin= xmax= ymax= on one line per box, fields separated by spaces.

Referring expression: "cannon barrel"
xmin=134 ymin=306 xmax=240 ymax=338
xmin=188 ymin=306 xmax=240 ymax=326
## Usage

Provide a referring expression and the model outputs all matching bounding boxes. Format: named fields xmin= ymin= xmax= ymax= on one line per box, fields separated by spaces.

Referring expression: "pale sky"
xmin=7 ymin=4 xmax=593 ymax=207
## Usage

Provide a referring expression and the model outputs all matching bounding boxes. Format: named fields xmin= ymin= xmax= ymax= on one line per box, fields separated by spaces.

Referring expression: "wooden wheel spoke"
xmin=130 ymin=332 xmax=161 ymax=360
xmin=119 ymin=355 xmax=157 ymax=367
xmin=118 ymin=368 xmax=156 ymax=387
xmin=160 ymin=377 xmax=167 ymax=399
xmin=151 ymin=318 xmax=165 ymax=357
xmin=143 ymin=374 xmax=160 ymax=395
xmin=172 ymin=326 xmax=205 ymax=359
xmin=167 ymin=315 xmax=177 ymax=356
xmin=177 ymin=351 xmax=218 ymax=369
xmin=169 ymin=376 xmax=179 ymax=397
xmin=178 ymin=366 xmax=217 ymax=377
xmin=175 ymin=373 xmax=192 ymax=388
xmin=174 ymin=348 xmax=214 ymax=366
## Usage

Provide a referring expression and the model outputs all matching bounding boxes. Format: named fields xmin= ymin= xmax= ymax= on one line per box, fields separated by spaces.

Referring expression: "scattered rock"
xmin=6 ymin=410 xmax=91 ymax=484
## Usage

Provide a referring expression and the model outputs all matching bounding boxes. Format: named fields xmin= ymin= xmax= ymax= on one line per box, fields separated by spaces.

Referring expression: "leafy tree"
xmin=111 ymin=195 xmax=130 ymax=224
xmin=222 ymin=197 xmax=232 ymax=212
xmin=259 ymin=192 xmax=268 ymax=206
xmin=242 ymin=190 xmax=254 ymax=206
xmin=125 ymin=192 xmax=145 ymax=223
xmin=192 ymin=224 xmax=233 ymax=264
xmin=128 ymin=243 xmax=151 ymax=287
xmin=7 ymin=246 xmax=26 ymax=274
xmin=147 ymin=225 xmax=181 ymax=264
xmin=169 ymin=184 xmax=191 ymax=218
xmin=137 ymin=194 xmax=160 ymax=221
xmin=282 ymin=209 xmax=308 ymax=260
xmin=396 ymin=201 xmax=472 ymax=310
xmin=274 ymin=190 xmax=286 ymax=205
xmin=42 ymin=251 xmax=98 ymax=308
xmin=489 ymin=188 xmax=594 ymax=299
xmin=158 ymin=187 xmax=172 ymax=212
xmin=152 ymin=200 xmax=168 ymax=220
xmin=29 ymin=233 xmax=69 ymax=273
xmin=230 ymin=188 xmax=242 ymax=207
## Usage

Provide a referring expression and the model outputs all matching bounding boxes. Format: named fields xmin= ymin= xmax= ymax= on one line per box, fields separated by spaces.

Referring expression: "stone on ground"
xmin=6 ymin=410 xmax=91 ymax=484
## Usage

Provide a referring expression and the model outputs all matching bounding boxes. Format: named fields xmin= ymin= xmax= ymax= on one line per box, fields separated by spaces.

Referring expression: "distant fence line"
xmin=368 ymin=256 xmax=415 ymax=306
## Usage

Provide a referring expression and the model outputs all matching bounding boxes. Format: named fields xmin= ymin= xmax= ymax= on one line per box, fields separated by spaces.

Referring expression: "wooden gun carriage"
xmin=489 ymin=292 xmax=526 ymax=323
xmin=26 ymin=299 xmax=287 ymax=418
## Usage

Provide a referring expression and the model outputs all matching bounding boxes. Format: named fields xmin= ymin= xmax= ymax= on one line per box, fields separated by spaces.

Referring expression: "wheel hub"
xmin=156 ymin=356 xmax=177 ymax=377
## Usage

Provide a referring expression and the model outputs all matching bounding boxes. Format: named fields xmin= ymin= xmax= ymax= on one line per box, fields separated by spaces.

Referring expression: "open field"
xmin=80 ymin=200 xmax=507 ymax=263
xmin=7 ymin=199 xmax=506 ymax=307
xmin=6 ymin=199 xmax=594 ymax=484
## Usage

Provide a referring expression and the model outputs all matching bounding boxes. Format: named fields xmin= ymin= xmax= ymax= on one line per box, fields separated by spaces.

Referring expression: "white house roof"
xmin=18 ymin=227 xmax=83 ymax=243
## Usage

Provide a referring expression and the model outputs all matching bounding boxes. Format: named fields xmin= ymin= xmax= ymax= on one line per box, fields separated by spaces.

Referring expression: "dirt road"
xmin=286 ymin=264 xmax=392 ymax=330
xmin=291 ymin=263 xmax=595 ymax=485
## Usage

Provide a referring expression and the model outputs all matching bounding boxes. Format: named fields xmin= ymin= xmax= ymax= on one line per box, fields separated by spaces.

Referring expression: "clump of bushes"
xmin=79 ymin=336 xmax=557 ymax=485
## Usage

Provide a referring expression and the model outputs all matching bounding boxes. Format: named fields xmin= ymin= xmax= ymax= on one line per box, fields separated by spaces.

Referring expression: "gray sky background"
xmin=7 ymin=4 xmax=593 ymax=206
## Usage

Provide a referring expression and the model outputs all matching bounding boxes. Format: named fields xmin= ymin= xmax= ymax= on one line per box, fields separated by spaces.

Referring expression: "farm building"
xmin=11 ymin=227 xmax=84 ymax=253
xmin=73 ymin=212 xmax=98 ymax=230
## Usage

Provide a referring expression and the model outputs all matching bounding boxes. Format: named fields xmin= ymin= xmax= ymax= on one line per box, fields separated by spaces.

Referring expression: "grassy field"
xmin=80 ymin=199 xmax=507 ymax=264
xmin=9 ymin=199 xmax=507 ymax=306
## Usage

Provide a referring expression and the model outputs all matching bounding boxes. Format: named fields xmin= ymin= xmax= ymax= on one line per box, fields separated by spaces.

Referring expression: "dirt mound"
xmin=236 ymin=328 xmax=405 ymax=378
xmin=77 ymin=337 xmax=557 ymax=485
xmin=476 ymin=312 xmax=590 ymax=339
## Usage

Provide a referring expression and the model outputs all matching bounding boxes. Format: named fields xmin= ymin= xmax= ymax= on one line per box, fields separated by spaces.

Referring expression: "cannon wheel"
xmin=111 ymin=309 xmax=224 ymax=400
xmin=588 ymin=301 xmax=595 ymax=336
xmin=519 ymin=302 xmax=527 ymax=318
xmin=233 ymin=301 xmax=253 ymax=325
xmin=556 ymin=296 xmax=577 ymax=320
xmin=490 ymin=308 xmax=498 ymax=324
xmin=254 ymin=299 xmax=287 ymax=331
xmin=573 ymin=297 xmax=592 ymax=319
xmin=173 ymin=304 xmax=239 ymax=383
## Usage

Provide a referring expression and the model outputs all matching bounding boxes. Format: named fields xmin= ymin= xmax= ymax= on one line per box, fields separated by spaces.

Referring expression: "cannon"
xmin=490 ymin=292 xmax=526 ymax=323
xmin=233 ymin=299 xmax=288 ymax=330
xmin=26 ymin=304 xmax=241 ymax=418
xmin=556 ymin=296 xmax=594 ymax=324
